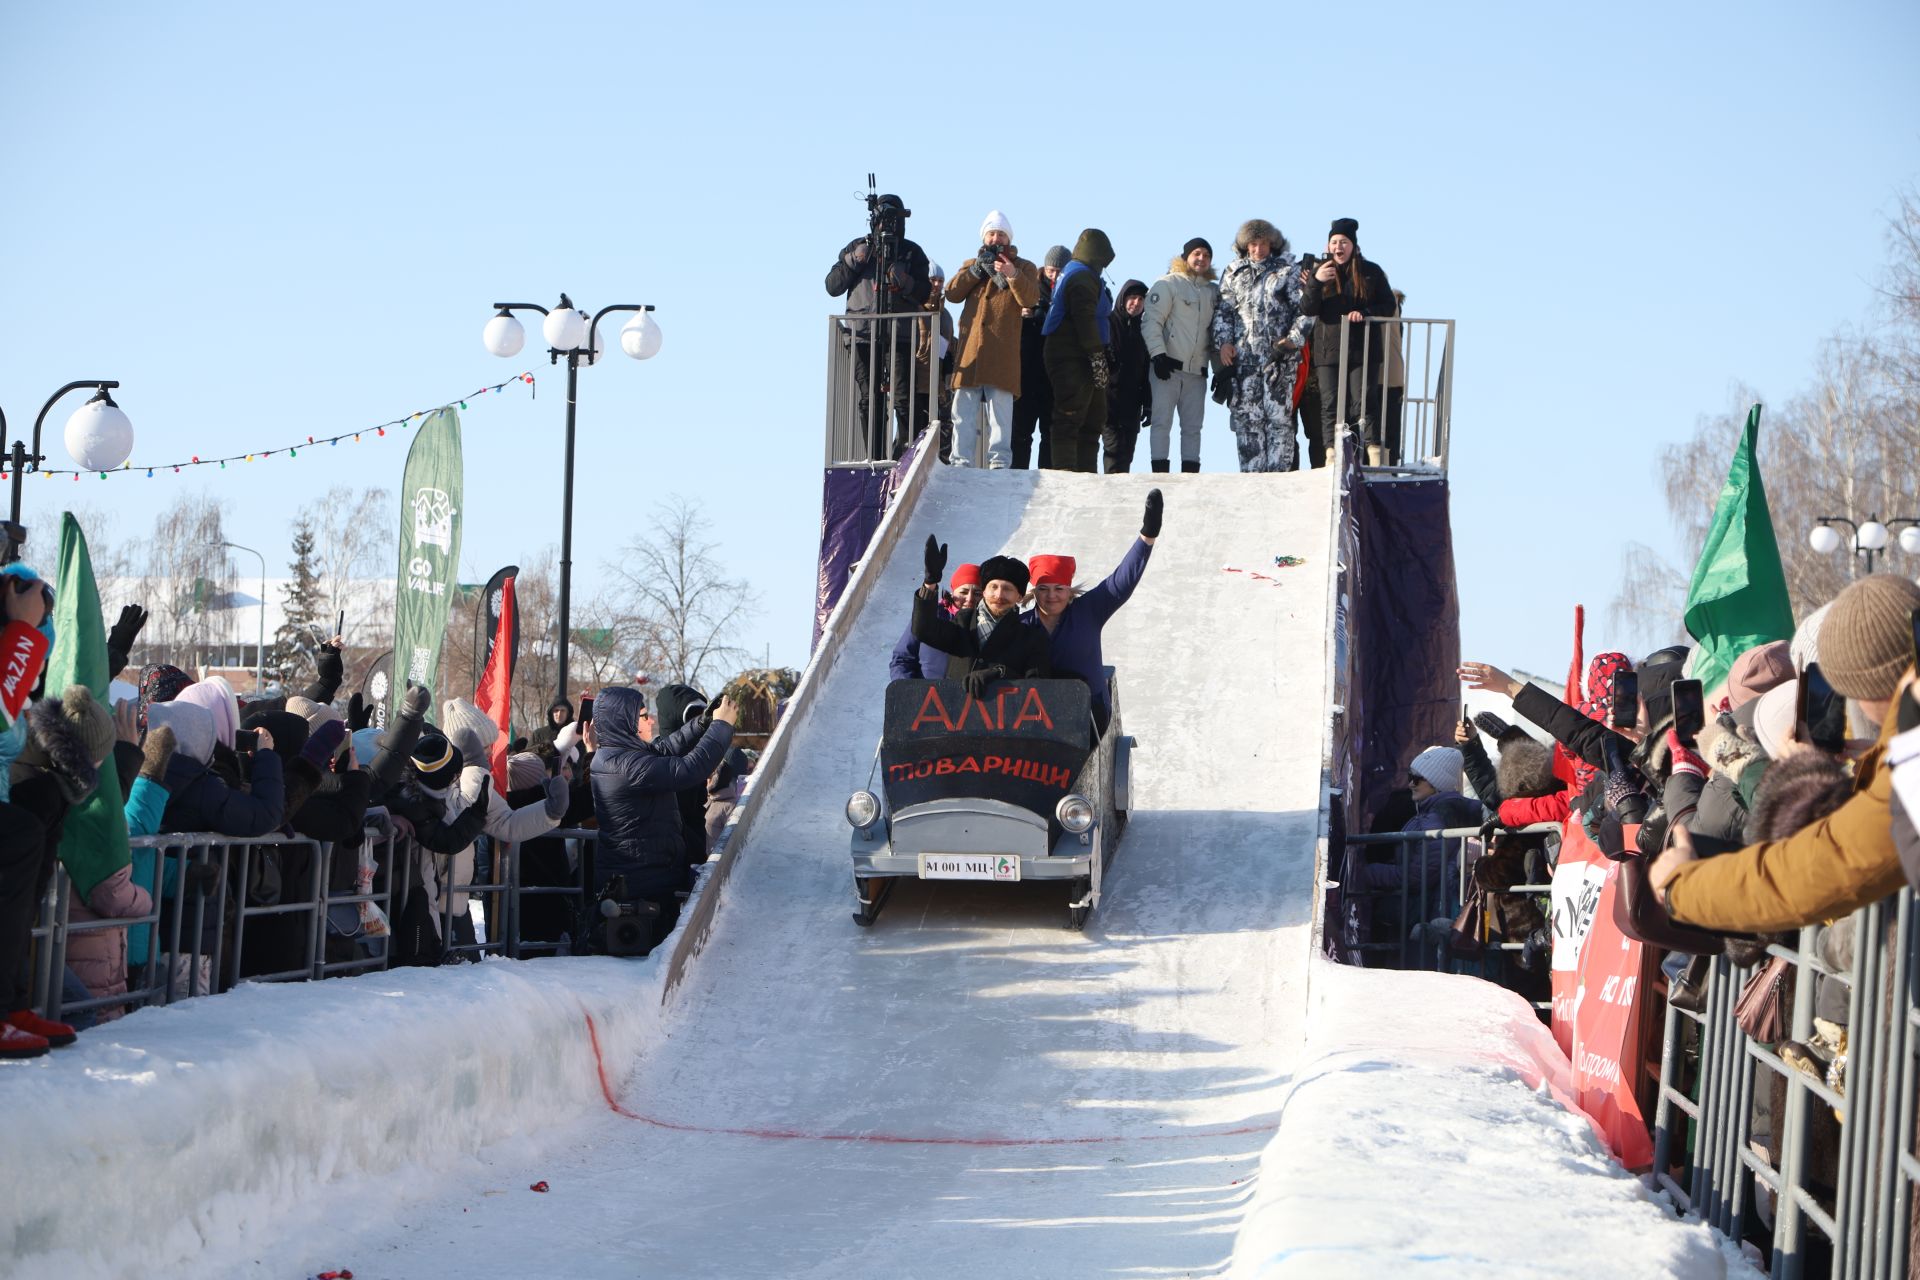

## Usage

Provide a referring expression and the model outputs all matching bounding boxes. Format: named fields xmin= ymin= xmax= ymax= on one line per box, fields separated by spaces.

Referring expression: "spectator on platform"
xmin=1025 ymin=490 xmax=1162 ymax=734
xmin=890 ymin=563 xmax=979 ymax=681
xmin=947 ymin=211 xmax=1042 ymax=469
xmin=916 ymin=261 xmax=956 ymax=452
xmin=1012 ymin=246 xmax=1067 ymax=469
xmin=825 ymin=193 xmax=934 ymax=460
xmin=1042 ymin=228 xmax=1117 ymax=473
xmin=1651 ymin=575 xmax=1920 ymax=932
xmin=1144 ymin=237 xmax=1220 ymax=473
xmin=911 ymin=543 xmax=1051 ymax=696
xmin=1102 ymin=280 xmax=1152 ymax=474
xmin=1304 ymin=218 xmax=1396 ymax=466
xmin=1213 ymin=219 xmax=1310 ymax=473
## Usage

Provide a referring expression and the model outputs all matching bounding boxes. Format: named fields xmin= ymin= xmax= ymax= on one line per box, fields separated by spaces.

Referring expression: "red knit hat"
xmin=949 ymin=563 xmax=981 ymax=591
xmin=1030 ymin=554 xmax=1076 ymax=587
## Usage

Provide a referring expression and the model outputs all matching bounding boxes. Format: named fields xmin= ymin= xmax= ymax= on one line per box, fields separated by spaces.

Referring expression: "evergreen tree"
xmin=272 ymin=517 xmax=325 ymax=686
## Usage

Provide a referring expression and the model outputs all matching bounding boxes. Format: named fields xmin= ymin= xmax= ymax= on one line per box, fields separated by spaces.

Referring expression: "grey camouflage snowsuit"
xmin=1212 ymin=254 xmax=1311 ymax=472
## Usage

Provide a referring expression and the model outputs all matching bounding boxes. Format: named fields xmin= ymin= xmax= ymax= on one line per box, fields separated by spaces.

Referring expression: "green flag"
xmin=1682 ymin=405 xmax=1796 ymax=693
xmin=390 ymin=407 xmax=464 ymax=721
xmin=46 ymin=512 xmax=131 ymax=899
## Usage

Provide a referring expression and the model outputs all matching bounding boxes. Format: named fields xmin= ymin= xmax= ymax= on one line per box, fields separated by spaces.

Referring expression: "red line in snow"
xmin=580 ymin=1010 xmax=1276 ymax=1148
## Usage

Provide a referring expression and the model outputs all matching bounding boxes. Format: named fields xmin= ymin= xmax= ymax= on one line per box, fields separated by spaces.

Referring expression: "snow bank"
xmin=0 ymin=956 xmax=659 ymax=1280
xmin=1229 ymin=962 xmax=1740 ymax=1280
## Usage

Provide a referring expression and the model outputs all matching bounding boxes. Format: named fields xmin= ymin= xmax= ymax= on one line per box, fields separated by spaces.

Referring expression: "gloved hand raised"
xmin=1141 ymin=489 xmax=1163 ymax=539
xmin=542 ymin=773 xmax=570 ymax=821
xmin=923 ymin=534 xmax=947 ymax=587
xmin=106 ymin=604 xmax=149 ymax=677
xmin=963 ymin=664 xmax=1006 ymax=701
xmin=348 ymin=693 xmax=372 ymax=732
xmin=1151 ymin=353 xmax=1178 ymax=382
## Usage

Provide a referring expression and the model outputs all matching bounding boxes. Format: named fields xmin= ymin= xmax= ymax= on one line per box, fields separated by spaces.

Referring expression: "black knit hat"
xmin=409 ymin=730 xmax=463 ymax=791
xmin=652 ymin=683 xmax=710 ymax=735
xmin=1182 ymin=237 xmax=1212 ymax=257
xmin=1328 ymin=217 xmax=1359 ymax=241
xmin=977 ymin=554 xmax=1030 ymax=596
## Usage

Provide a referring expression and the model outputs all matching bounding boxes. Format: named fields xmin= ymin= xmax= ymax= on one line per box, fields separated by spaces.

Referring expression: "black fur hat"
xmin=977 ymin=555 xmax=1030 ymax=596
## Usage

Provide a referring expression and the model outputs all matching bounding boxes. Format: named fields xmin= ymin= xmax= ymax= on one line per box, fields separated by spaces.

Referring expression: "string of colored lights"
xmin=7 ymin=372 xmax=537 ymax=481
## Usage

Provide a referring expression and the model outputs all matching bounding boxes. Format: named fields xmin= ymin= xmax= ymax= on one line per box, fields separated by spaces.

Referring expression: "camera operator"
xmin=588 ymin=684 xmax=740 ymax=951
xmin=825 ymin=192 xmax=933 ymax=461
xmin=945 ymin=210 xmax=1042 ymax=469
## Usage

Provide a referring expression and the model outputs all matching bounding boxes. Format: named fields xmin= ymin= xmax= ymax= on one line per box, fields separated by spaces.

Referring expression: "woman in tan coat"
xmin=944 ymin=210 xmax=1042 ymax=468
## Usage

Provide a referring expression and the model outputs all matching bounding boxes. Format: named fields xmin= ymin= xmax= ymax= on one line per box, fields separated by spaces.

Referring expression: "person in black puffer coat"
xmin=589 ymin=686 xmax=738 ymax=949
xmin=650 ymin=682 xmax=718 ymax=870
xmin=1102 ymin=279 xmax=1151 ymax=473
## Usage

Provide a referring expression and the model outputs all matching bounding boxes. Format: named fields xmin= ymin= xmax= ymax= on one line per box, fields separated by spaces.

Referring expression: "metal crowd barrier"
xmin=824 ymin=311 xmax=949 ymax=467
xmin=1339 ymin=822 xmax=1558 ymax=1007
xmin=1652 ymin=889 xmax=1920 ymax=1278
xmin=27 ymin=823 xmax=605 ymax=1023
xmin=1330 ymin=315 xmax=1455 ymax=470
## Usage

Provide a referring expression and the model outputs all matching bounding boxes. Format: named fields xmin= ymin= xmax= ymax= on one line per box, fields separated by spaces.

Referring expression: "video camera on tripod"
xmin=593 ymin=874 xmax=662 ymax=957
xmin=863 ymin=174 xmax=913 ymax=308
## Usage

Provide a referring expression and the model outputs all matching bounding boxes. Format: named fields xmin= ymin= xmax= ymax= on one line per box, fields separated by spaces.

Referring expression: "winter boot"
xmin=1180 ymin=460 xmax=1200 ymax=474
xmin=0 ymin=1022 xmax=49 ymax=1059
xmin=1150 ymin=459 xmax=1170 ymax=473
xmin=6 ymin=1009 xmax=76 ymax=1047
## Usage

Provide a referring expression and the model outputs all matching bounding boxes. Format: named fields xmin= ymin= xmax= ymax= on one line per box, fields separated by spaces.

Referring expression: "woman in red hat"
xmin=1027 ymin=490 xmax=1163 ymax=732
xmin=889 ymin=563 xmax=980 ymax=680
xmin=910 ymin=542 xmax=1051 ymax=696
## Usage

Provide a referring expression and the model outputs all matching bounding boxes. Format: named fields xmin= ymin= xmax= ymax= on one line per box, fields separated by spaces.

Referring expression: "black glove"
xmin=314 ymin=640 xmax=344 ymax=688
xmin=923 ymin=534 xmax=947 ymax=587
xmin=964 ymin=664 xmax=1006 ymax=700
xmin=886 ymin=262 xmax=913 ymax=293
xmin=105 ymin=603 xmax=149 ymax=678
xmin=1210 ymin=368 xmax=1231 ymax=405
xmin=1089 ymin=351 xmax=1110 ymax=390
xmin=1141 ymin=489 xmax=1163 ymax=539
xmin=844 ymin=242 xmax=870 ymax=270
xmin=469 ymin=775 xmax=492 ymax=817
xmin=970 ymin=255 xmax=993 ymax=280
xmin=348 ymin=692 xmax=372 ymax=732
xmin=1151 ymin=353 xmax=1178 ymax=381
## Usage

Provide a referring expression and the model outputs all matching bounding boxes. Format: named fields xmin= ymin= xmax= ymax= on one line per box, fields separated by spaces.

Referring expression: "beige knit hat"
xmin=1817 ymin=575 xmax=1920 ymax=700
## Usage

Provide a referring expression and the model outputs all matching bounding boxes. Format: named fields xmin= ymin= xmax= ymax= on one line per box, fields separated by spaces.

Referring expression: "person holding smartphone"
xmin=1303 ymin=217 xmax=1396 ymax=466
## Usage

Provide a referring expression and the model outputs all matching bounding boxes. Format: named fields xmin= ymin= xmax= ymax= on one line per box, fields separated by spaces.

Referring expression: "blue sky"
xmin=3 ymin=2 xmax=1917 ymax=679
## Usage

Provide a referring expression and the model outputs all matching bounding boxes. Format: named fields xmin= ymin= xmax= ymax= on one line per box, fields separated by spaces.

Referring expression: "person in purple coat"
xmin=888 ymin=563 xmax=980 ymax=680
xmin=1026 ymin=490 xmax=1162 ymax=733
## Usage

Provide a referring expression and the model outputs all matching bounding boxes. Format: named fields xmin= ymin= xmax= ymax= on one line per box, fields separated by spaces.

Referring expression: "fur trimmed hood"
xmin=1166 ymin=255 xmax=1218 ymax=283
xmin=1495 ymin=738 xmax=1558 ymax=800
xmin=1748 ymin=750 xmax=1852 ymax=843
xmin=17 ymin=691 xmax=103 ymax=804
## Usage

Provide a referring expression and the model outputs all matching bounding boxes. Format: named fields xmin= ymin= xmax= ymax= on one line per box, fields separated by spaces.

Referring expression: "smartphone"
xmin=235 ymin=728 xmax=259 ymax=753
xmin=1609 ymin=669 xmax=1640 ymax=730
xmin=335 ymin=609 xmax=344 ymax=638
xmin=1910 ymin=606 xmax=1920 ymax=674
xmin=579 ymin=696 xmax=594 ymax=725
xmin=1797 ymin=662 xmax=1846 ymax=752
xmin=1671 ymin=678 xmax=1704 ymax=741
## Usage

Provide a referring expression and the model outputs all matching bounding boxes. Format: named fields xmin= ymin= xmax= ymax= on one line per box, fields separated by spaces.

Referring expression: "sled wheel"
xmin=1067 ymin=876 xmax=1093 ymax=931
xmin=852 ymin=874 xmax=892 ymax=927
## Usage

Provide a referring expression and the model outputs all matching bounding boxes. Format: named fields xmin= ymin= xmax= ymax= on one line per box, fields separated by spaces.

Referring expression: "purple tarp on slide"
xmin=813 ymin=437 xmax=923 ymax=651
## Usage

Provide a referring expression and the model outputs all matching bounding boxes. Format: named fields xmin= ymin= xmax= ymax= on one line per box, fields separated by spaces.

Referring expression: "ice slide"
xmin=304 ymin=461 xmax=1341 ymax=1278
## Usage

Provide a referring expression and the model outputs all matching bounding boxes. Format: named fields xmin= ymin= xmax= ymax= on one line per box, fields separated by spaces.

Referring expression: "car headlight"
xmin=846 ymin=790 xmax=880 ymax=829
xmin=1056 ymin=794 xmax=1094 ymax=833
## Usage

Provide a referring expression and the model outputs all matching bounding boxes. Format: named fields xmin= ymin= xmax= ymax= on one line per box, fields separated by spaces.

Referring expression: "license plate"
xmin=918 ymin=854 xmax=1021 ymax=882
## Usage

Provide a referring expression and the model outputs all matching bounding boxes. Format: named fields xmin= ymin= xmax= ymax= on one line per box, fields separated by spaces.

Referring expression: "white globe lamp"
xmin=1900 ymin=526 xmax=1920 ymax=556
xmin=482 ymin=311 xmax=525 ymax=358
xmin=543 ymin=306 xmax=588 ymax=352
xmin=621 ymin=311 xmax=663 ymax=360
xmin=1858 ymin=520 xmax=1891 ymax=551
xmin=64 ymin=393 xmax=134 ymax=472
xmin=1808 ymin=524 xmax=1843 ymax=555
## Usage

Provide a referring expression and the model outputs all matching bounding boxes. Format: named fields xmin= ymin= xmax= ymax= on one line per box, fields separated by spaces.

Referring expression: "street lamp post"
xmin=221 ymin=541 xmax=267 ymax=694
xmin=1808 ymin=514 xmax=1920 ymax=577
xmin=481 ymin=293 xmax=661 ymax=703
xmin=0 ymin=380 xmax=135 ymax=564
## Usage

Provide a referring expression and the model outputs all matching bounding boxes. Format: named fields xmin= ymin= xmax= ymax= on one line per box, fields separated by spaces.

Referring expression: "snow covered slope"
xmin=300 ymin=466 xmax=1340 ymax=1278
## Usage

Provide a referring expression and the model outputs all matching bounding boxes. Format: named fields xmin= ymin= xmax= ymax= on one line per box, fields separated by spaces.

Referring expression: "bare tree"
xmin=300 ymin=485 xmax=394 ymax=647
xmin=144 ymin=492 xmax=237 ymax=669
xmin=606 ymin=497 xmax=759 ymax=691
xmin=1612 ymin=191 xmax=1920 ymax=651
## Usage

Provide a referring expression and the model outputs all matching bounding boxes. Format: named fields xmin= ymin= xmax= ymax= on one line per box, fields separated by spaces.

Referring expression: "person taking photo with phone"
xmin=1304 ymin=217 xmax=1396 ymax=466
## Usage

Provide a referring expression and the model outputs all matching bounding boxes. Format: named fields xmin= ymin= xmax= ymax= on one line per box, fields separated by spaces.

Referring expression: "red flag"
xmin=474 ymin=576 xmax=516 ymax=792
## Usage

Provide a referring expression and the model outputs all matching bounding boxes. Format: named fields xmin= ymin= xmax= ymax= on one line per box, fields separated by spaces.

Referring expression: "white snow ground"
xmin=2 ymin=467 xmax=1738 ymax=1278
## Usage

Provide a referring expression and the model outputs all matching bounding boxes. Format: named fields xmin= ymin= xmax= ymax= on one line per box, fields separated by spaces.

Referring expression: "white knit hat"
xmin=440 ymin=697 xmax=499 ymax=765
xmin=1751 ymin=680 xmax=1798 ymax=761
xmin=1409 ymin=746 xmax=1464 ymax=795
xmin=1790 ymin=601 xmax=1830 ymax=672
xmin=980 ymin=210 xmax=1013 ymax=241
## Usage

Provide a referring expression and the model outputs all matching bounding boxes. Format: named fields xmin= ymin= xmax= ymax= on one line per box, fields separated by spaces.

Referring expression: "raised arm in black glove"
xmin=105 ymin=603 xmax=149 ymax=680
xmin=1141 ymin=489 xmax=1163 ymax=539
xmin=301 ymin=637 xmax=345 ymax=703
xmin=347 ymin=692 xmax=372 ymax=732
xmin=1151 ymin=353 xmax=1178 ymax=381
xmin=964 ymin=664 xmax=1006 ymax=700
xmin=923 ymin=534 xmax=947 ymax=587
xmin=367 ymin=684 xmax=431 ymax=799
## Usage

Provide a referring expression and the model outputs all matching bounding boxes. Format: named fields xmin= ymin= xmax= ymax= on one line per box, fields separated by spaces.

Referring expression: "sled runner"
xmin=847 ymin=669 xmax=1133 ymax=930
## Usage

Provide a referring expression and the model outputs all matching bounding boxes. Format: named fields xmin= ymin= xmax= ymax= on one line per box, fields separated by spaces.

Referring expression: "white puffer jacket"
xmin=1143 ymin=257 xmax=1220 ymax=374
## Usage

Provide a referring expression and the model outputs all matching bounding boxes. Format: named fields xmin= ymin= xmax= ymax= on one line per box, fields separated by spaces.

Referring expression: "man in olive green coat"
xmin=1040 ymin=228 xmax=1116 ymax=473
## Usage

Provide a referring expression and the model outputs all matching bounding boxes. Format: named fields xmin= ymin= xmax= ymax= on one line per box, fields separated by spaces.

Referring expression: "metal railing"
xmin=1338 ymin=822 xmax=1558 ymax=1007
xmin=1651 ymin=889 xmax=1920 ymax=1278
xmin=824 ymin=312 xmax=947 ymax=467
xmin=1330 ymin=315 xmax=1455 ymax=470
xmin=28 ymin=823 xmax=606 ymax=1023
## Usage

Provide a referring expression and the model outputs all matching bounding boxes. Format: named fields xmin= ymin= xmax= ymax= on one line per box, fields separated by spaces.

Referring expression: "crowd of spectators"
xmin=0 ymin=552 xmax=752 ymax=1059
xmin=829 ymin=201 xmax=1407 ymax=474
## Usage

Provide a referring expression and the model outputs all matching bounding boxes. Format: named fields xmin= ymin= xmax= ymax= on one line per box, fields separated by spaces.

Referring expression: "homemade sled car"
xmin=846 ymin=670 xmax=1133 ymax=930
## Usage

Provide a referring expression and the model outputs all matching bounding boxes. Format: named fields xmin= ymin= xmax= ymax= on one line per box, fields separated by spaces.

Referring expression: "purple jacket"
xmin=1025 ymin=537 xmax=1152 ymax=718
